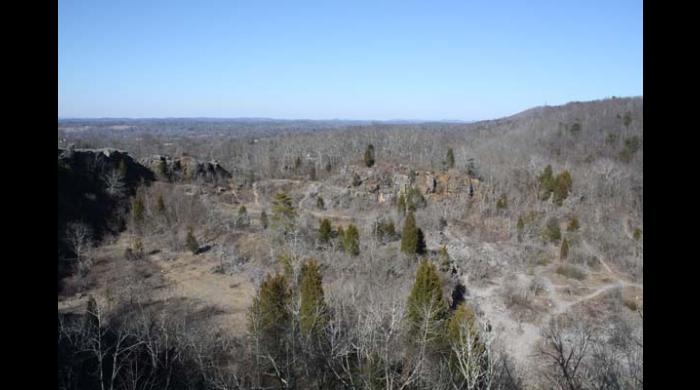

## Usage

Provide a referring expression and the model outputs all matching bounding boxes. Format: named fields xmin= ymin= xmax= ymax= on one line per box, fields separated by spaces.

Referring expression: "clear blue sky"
xmin=58 ymin=0 xmax=642 ymax=120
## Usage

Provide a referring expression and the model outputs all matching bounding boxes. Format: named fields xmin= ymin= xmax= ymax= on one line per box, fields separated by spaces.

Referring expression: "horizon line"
xmin=57 ymin=95 xmax=642 ymax=123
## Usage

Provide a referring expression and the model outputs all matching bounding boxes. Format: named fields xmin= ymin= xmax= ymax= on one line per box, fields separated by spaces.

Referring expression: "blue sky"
xmin=58 ymin=0 xmax=642 ymax=120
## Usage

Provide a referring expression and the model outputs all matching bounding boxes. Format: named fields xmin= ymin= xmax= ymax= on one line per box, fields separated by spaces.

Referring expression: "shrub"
xmin=543 ymin=217 xmax=561 ymax=243
xmin=567 ymin=217 xmax=580 ymax=232
xmin=374 ymin=219 xmax=397 ymax=242
xmin=319 ymin=219 xmax=332 ymax=243
xmin=633 ymin=228 xmax=642 ymax=241
xmin=496 ymin=194 xmax=508 ymax=210
xmin=186 ymin=227 xmax=199 ymax=254
xmin=271 ymin=192 xmax=296 ymax=231
xmin=569 ymin=122 xmax=582 ymax=134
xmin=619 ymin=136 xmax=641 ymax=163
xmin=352 ymin=172 xmax=362 ymax=187
xmin=343 ymin=224 xmax=360 ymax=256
xmin=538 ymin=165 xmax=555 ymax=200
xmin=553 ymin=171 xmax=572 ymax=206
xmin=623 ymin=299 xmax=638 ymax=312
xmin=555 ymin=264 xmax=586 ymax=280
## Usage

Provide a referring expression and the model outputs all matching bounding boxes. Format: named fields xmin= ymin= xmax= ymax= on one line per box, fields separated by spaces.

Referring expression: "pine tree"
xmin=316 ymin=196 xmax=325 ymax=210
xmin=364 ymin=144 xmax=375 ymax=167
xmin=299 ymin=259 xmax=328 ymax=337
xmin=553 ymin=170 xmax=573 ymax=206
xmin=446 ymin=303 xmax=489 ymax=387
xmin=158 ymin=159 xmax=168 ymax=178
xmin=397 ymin=193 xmax=407 ymax=216
xmin=260 ymin=210 xmax=268 ymax=229
xmin=544 ymin=217 xmax=561 ymax=243
xmin=131 ymin=196 xmax=145 ymax=227
xmin=319 ymin=219 xmax=332 ymax=243
xmin=343 ymin=224 xmax=360 ymax=256
xmin=406 ymin=260 xmax=449 ymax=340
xmin=237 ymin=205 xmax=249 ymax=227
xmin=538 ymin=165 xmax=555 ymax=201
xmin=156 ymin=194 xmax=166 ymax=214
xmin=516 ymin=216 xmax=525 ymax=232
xmin=401 ymin=212 xmax=420 ymax=255
xmin=416 ymin=228 xmax=426 ymax=255
xmin=560 ymin=238 xmax=569 ymax=260
xmin=271 ymin=192 xmax=297 ymax=231
xmin=186 ymin=227 xmax=199 ymax=254
xmin=248 ymin=274 xmax=291 ymax=357
xmin=446 ymin=148 xmax=455 ymax=169
xmin=567 ymin=217 xmax=580 ymax=232
xmin=496 ymin=194 xmax=508 ymax=210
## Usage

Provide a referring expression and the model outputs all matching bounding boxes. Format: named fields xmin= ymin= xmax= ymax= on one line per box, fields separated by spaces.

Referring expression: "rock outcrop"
xmin=140 ymin=154 xmax=231 ymax=185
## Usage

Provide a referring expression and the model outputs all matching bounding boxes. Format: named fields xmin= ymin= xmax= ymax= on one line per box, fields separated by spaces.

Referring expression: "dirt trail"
xmin=581 ymin=239 xmax=643 ymax=289
xmin=449 ymin=223 xmax=643 ymax=380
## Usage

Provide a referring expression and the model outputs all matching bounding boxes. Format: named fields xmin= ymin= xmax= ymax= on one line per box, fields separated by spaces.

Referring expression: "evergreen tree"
xmin=516 ymin=216 xmax=525 ymax=232
xmin=237 ymin=205 xmax=249 ymax=227
xmin=446 ymin=148 xmax=455 ymax=169
xmin=364 ymin=144 xmax=375 ymax=167
xmin=343 ymin=224 xmax=360 ymax=256
xmin=416 ymin=228 xmax=426 ymax=255
xmin=446 ymin=303 xmax=489 ymax=388
xmin=248 ymin=274 xmax=291 ymax=358
xmin=319 ymin=219 xmax=332 ymax=243
xmin=397 ymin=193 xmax=407 ymax=216
xmin=316 ymin=196 xmax=325 ymax=210
xmin=567 ymin=217 xmax=580 ymax=232
xmin=544 ymin=217 xmax=561 ymax=243
xmin=131 ymin=196 xmax=145 ymax=227
xmin=186 ymin=227 xmax=199 ymax=254
xmin=496 ymin=194 xmax=508 ymax=210
xmin=299 ymin=259 xmax=328 ymax=337
xmin=271 ymin=192 xmax=297 ymax=231
xmin=553 ymin=170 xmax=573 ymax=206
xmin=560 ymin=238 xmax=569 ymax=260
xmin=156 ymin=194 xmax=166 ymax=214
xmin=406 ymin=260 xmax=449 ymax=340
xmin=259 ymin=210 xmax=268 ymax=230
xmin=401 ymin=212 xmax=420 ymax=255
xmin=538 ymin=165 xmax=555 ymax=201
xmin=158 ymin=159 xmax=168 ymax=178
